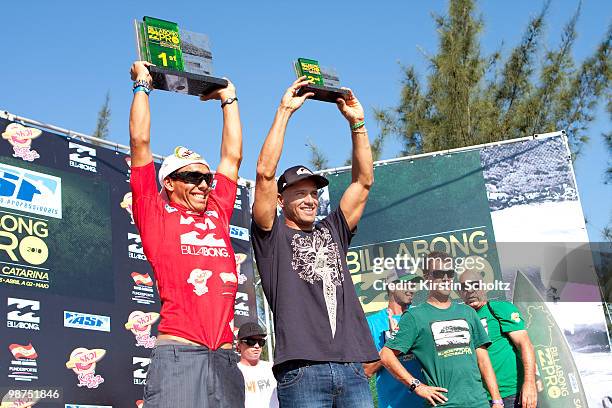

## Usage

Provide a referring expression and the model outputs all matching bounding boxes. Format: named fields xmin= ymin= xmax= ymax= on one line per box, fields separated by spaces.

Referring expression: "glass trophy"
xmin=293 ymin=58 xmax=348 ymax=102
xmin=134 ymin=16 xmax=227 ymax=96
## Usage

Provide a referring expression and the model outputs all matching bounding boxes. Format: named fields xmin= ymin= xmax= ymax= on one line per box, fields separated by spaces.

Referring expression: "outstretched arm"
xmin=201 ymin=80 xmax=242 ymax=181
xmin=337 ymin=89 xmax=373 ymax=231
xmin=129 ymin=61 xmax=154 ymax=167
xmin=252 ymin=77 xmax=314 ymax=231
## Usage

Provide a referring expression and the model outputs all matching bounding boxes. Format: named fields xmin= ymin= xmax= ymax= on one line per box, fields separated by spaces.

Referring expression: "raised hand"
xmin=200 ymin=78 xmax=237 ymax=102
xmin=130 ymin=61 xmax=153 ymax=85
xmin=336 ymin=88 xmax=365 ymax=126
xmin=279 ymin=76 xmax=315 ymax=113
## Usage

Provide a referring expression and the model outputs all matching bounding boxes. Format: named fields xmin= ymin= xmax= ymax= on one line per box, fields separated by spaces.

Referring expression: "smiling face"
xmin=163 ymin=163 xmax=212 ymax=212
xmin=279 ymin=178 xmax=319 ymax=229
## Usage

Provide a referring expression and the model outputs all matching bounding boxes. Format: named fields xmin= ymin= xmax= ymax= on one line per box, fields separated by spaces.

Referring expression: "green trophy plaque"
xmin=135 ymin=16 xmax=227 ymax=96
xmin=294 ymin=58 xmax=348 ymax=102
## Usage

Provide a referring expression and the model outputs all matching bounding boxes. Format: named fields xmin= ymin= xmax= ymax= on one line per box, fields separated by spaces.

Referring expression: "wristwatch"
xmin=221 ymin=96 xmax=238 ymax=108
xmin=409 ymin=378 xmax=421 ymax=392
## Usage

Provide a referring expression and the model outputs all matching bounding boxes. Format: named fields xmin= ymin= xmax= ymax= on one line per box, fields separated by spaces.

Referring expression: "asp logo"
xmin=133 ymin=357 xmax=150 ymax=385
xmin=64 ymin=311 xmax=111 ymax=332
xmin=128 ymin=233 xmax=146 ymax=261
xmin=0 ymin=163 xmax=62 ymax=219
xmin=7 ymin=297 xmax=40 ymax=330
xmin=69 ymin=142 xmax=97 ymax=173
xmin=229 ymin=225 xmax=249 ymax=241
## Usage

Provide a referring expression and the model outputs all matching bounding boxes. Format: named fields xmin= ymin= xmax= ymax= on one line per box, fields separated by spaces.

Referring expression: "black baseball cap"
xmin=238 ymin=322 xmax=266 ymax=340
xmin=277 ymin=165 xmax=329 ymax=193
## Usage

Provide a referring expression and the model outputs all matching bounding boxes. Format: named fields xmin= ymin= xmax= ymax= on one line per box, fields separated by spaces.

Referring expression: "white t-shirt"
xmin=237 ymin=360 xmax=279 ymax=408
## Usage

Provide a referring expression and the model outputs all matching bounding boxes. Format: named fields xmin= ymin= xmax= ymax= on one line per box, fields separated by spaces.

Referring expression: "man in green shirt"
xmin=459 ymin=269 xmax=537 ymax=408
xmin=380 ymin=251 xmax=503 ymax=408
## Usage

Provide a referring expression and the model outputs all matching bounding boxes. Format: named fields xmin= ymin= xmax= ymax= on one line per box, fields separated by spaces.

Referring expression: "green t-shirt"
xmin=477 ymin=301 xmax=525 ymax=398
xmin=385 ymin=302 xmax=491 ymax=408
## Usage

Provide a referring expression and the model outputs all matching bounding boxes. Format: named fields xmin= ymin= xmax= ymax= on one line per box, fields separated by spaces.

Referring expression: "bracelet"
xmin=491 ymin=400 xmax=504 ymax=407
xmin=350 ymin=120 xmax=365 ymax=130
xmin=352 ymin=127 xmax=367 ymax=134
xmin=133 ymin=86 xmax=150 ymax=95
xmin=133 ymin=79 xmax=152 ymax=93
xmin=221 ymin=96 xmax=238 ymax=108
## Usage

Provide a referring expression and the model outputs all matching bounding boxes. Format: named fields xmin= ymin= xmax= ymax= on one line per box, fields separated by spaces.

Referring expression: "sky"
xmin=1 ymin=0 xmax=610 ymax=241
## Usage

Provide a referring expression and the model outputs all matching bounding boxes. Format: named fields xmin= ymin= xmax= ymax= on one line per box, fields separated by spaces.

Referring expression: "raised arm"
xmin=337 ymin=89 xmax=373 ymax=231
xmin=129 ymin=61 xmax=154 ymax=166
xmin=475 ymin=347 xmax=503 ymax=408
xmin=380 ymin=347 xmax=448 ymax=406
xmin=507 ymin=330 xmax=537 ymax=408
xmin=252 ymin=77 xmax=313 ymax=231
xmin=201 ymin=80 xmax=242 ymax=181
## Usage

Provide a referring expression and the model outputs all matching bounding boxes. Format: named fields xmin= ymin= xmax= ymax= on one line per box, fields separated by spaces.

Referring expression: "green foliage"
xmin=378 ymin=0 xmax=611 ymax=158
xmin=93 ymin=91 xmax=111 ymax=140
xmin=306 ymin=138 xmax=330 ymax=170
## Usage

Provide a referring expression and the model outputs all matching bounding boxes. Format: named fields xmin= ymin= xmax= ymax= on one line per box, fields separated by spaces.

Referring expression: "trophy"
xmin=293 ymin=58 xmax=348 ymax=102
xmin=134 ymin=16 xmax=227 ymax=96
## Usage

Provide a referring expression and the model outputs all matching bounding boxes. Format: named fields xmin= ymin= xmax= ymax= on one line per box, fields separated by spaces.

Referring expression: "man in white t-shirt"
xmin=237 ymin=322 xmax=279 ymax=408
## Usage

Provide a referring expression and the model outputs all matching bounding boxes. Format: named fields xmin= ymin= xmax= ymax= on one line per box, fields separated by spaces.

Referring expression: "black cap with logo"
xmin=277 ymin=165 xmax=329 ymax=193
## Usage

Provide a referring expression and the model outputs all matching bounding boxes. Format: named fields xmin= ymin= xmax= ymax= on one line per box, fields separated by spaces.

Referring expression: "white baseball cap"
xmin=158 ymin=146 xmax=210 ymax=186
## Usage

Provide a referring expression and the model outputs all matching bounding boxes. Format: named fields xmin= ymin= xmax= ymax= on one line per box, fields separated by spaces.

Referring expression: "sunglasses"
xmin=169 ymin=171 xmax=213 ymax=186
xmin=241 ymin=338 xmax=266 ymax=347
xmin=431 ymin=269 xmax=455 ymax=279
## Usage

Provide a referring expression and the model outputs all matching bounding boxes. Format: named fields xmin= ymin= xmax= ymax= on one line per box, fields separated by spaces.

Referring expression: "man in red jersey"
xmin=129 ymin=61 xmax=244 ymax=407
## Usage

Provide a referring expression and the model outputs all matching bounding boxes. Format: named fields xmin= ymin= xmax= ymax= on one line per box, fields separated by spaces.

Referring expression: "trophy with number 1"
xmin=134 ymin=16 xmax=228 ymax=96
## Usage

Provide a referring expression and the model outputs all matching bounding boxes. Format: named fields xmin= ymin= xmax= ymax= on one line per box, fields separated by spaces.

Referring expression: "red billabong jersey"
xmin=130 ymin=161 xmax=237 ymax=349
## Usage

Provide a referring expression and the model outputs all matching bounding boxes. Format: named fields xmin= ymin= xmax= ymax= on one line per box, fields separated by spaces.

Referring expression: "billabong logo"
xmin=125 ymin=311 xmax=159 ymax=348
xmin=130 ymin=272 xmax=155 ymax=305
xmin=0 ymin=163 xmax=62 ymax=219
xmin=128 ymin=233 xmax=146 ymax=261
xmin=63 ymin=311 xmax=110 ymax=332
xmin=296 ymin=167 xmax=312 ymax=175
xmin=120 ymin=192 xmax=134 ymax=224
xmin=2 ymin=123 xmax=42 ymax=162
xmin=66 ymin=348 xmax=106 ymax=388
xmin=235 ymin=292 xmax=250 ymax=317
xmin=180 ymin=215 xmax=230 ymax=258
xmin=7 ymin=298 xmax=40 ymax=330
xmin=68 ymin=142 xmax=97 ymax=173
xmin=187 ymin=269 xmax=212 ymax=296
xmin=133 ymin=357 xmax=150 ymax=385
xmin=8 ymin=342 xmax=38 ymax=382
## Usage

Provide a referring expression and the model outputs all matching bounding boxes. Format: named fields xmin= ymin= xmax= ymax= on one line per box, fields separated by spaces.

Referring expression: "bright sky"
xmin=1 ymin=1 xmax=610 ymax=240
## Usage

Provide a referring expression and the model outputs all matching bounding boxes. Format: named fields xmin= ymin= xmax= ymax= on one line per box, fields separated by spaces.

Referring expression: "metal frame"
xmin=0 ymin=110 xmax=255 ymax=187
xmin=317 ymin=130 xmax=567 ymax=175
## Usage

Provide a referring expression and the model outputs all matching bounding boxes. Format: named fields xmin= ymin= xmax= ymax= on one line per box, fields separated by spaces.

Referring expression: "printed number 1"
xmin=157 ymin=52 xmax=168 ymax=67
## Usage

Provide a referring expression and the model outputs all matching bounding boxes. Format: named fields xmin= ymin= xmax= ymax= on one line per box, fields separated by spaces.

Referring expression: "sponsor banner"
xmin=124 ymin=311 xmax=159 ymax=348
xmin=130 ymin=272 xmax=156 ymax=305
xmin=0 ymin=163 xmax=62 ymax=219
xmin=2 ymin=122 xmax=42 ymax=162
xmin=132 ymin=357 xmax=150 ymax=386
xmin=68 ymin=142 xmax=97 ymax=173
xmin=65 ymin=348 xmax=106 ymax=389
xmin=63 ymin=311 xmax=111 ymax=332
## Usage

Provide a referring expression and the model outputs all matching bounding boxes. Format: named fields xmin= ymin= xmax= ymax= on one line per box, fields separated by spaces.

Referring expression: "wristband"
xmin=133 ymin=79 xmax=152 ymax=94
xmin=350 ymin=120 xmax=365 ymax=130
xmin=133 ymin=86 xmax=150 ymax=95
xmin=491 ymin=400 xmax=504 ymax=407
xmin=221 ymin=96 xmax=238 ymax=108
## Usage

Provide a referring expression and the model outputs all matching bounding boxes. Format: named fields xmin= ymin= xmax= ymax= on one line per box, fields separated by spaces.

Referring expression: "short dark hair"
xmin=423 ymin=251 xmax=453 ymax=274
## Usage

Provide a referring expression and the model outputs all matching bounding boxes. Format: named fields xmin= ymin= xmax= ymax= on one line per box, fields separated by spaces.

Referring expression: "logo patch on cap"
xmin=296 ymin=167 xmax=313 ymax=175
xmin=174 ymin=146 xmax=202 ymax=160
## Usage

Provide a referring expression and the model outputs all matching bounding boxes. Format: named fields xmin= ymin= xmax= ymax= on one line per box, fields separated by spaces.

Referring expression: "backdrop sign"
xmin=325 ymin=134 xmax=610 ymax=408
xmin=0 ymin=117 xmax=257 ymax=406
